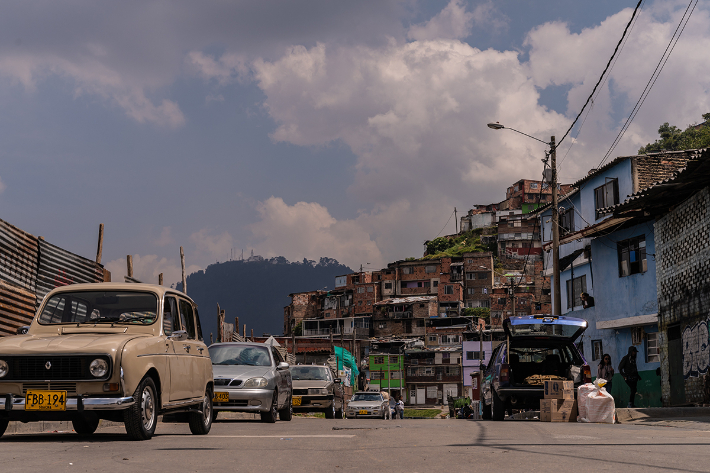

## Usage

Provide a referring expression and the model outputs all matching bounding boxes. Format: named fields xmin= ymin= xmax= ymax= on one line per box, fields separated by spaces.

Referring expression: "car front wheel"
xmin=124 ymin=376 xmax=158 ymax=441
xmin=491 ymin=389 xmax=505 ymax=421
xmin=188 ymin=387 xmax=213 ymax=435
xmin=278 ymin=396 xmax=293 ymax=421
xmin=260 ymin=391 xmax=278 ymax=423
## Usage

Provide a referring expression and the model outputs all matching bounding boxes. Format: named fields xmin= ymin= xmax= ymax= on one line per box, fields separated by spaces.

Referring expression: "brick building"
xmin=372 ymin=296 xmax=436 ymax=338
xmin=283 ymin=290 xmax=323 ymax=335
xmin=404 ymin=347 xmax=463 ymax=405
xmin=463 ymin=252 xmax=493 ymax=309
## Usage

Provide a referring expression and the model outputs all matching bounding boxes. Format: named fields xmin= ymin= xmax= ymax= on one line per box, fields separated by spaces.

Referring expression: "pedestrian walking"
xmin=396 ymin=396 xmax=404 ymax=419
xmin=618 ymin=346 xmax=641 ymax=408
xmin=597 ymin=353 xmax=614 ymax=394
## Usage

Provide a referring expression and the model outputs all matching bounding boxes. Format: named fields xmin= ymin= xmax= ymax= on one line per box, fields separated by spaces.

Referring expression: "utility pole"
xmin=180 ymin=246 xmax=187 ymax=295
xmin=126 ymin=255 xmax=133 ymax=278
xmin=455 ymin=207 xmax=457 ymax=233
xmin=158 ymin=273 xmax=163 ymax=286
xmin=550 ymin=136 xmax=561 ymax=316
xmin=95 ymin=224 xmax=104 ymax=264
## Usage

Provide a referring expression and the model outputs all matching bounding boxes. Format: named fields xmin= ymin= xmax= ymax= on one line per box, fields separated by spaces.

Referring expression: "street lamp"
xmin=486 ymin=122 xmax=561 ymax=317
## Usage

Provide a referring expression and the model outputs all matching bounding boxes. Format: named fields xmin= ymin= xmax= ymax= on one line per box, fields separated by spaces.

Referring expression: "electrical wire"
xmin=557 ymin=0 xmax=644 ymax=149
xmin=433 ymin=209 xmax=456 ymax=240
xmin=597 ymin=0 xmax=698 ymax=168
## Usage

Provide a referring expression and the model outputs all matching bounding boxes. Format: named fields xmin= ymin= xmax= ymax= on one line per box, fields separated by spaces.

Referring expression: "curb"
xmin=616 ymin=407 xmax=710 ymax=423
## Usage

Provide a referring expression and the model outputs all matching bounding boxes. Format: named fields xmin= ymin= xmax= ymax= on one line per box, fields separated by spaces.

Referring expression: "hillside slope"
xmin=179 ymin=256 xmax=353 ymax=341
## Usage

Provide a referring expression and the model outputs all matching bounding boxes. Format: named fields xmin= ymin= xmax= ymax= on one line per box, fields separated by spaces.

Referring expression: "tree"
xmin=463 ymin=307 xmax=490 ymax=320
xmin=638 ymin=113 xmax=710 ymax=154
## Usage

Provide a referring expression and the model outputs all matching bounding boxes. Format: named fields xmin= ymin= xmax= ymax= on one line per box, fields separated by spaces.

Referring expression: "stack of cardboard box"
xmin=540 ymin=380 xmax=577 ymax=422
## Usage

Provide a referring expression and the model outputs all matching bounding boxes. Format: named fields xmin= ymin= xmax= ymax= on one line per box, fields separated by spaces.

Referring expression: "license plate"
xmin=213 ymin=392 xmax=229 ymax=403
xmin=292 ymin=396 xmax=302 ymax=406
xmin=25 ymin=390 xmax=67 ymax=411
xmin=359 ymin=410 xmax=368 ymax=415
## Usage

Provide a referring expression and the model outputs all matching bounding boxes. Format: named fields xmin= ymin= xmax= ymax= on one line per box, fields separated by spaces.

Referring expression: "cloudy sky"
xmin=1 ymin=0 xmax=709 ymax=286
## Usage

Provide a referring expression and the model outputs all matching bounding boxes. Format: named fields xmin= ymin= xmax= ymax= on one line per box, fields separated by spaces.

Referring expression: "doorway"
xmin=667 ymin=324 xmax=685 ymax=405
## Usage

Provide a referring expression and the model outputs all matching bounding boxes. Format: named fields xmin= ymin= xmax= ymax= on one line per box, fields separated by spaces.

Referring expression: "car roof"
xmin=209 ymin=341 xmax=270 ymax=348
xmin=43 ymin=283 xmax=196 ymax=304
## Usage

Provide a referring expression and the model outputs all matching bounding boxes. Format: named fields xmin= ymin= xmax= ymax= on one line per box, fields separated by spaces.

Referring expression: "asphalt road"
xmin=2 ymin=416 xmax=710 ymax=472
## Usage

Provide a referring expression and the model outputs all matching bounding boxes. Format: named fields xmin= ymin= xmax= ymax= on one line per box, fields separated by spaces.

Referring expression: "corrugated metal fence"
xmin=0 ymin=218 xmax=105 ymax=336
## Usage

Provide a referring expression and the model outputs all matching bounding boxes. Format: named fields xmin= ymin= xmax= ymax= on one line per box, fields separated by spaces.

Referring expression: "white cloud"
xmin=190 ymin=228 xmax=234 ymax=261
xmin=407 ymin=0 xmax=475 ymax=41
xmin=155 ymin=227 xmax=174 ymax=247
xmin=104 ymin=254 xmax=200 ymax=287
xmin=249 ymin=197 xmax=383 ymax=270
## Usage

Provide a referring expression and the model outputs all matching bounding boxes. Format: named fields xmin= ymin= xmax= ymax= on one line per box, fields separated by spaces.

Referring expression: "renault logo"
xmin=45 ymin=361 xmax=52 ymax=370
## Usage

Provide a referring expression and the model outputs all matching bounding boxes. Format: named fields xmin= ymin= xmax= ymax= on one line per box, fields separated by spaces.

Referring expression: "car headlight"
xmin=308 ymin=388 xmax=329 ymax=395
xmin=0 ymin=360 xmax=8 ymax=378
xmin=243 ymin=377 xmax=268 ymax=388
xmin=89 ymin=358 xmax=108 ymax=378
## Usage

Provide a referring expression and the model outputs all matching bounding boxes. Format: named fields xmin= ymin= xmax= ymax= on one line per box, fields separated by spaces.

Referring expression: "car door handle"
xmin=197 ymin=347 xmax=204 ymax=354
xmin=183 ymin=344 xmax=191 ymax=353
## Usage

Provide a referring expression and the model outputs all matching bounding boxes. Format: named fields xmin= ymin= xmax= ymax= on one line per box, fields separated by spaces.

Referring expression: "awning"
xmin=596 ymin=313 xmax=658 ymax=330
xmin=558 ymin=249 xmax=585 ymax=272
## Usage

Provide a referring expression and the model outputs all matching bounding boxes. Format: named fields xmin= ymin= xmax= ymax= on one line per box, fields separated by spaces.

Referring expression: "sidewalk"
xmin=616 ymin=406 xmax=710 ymax=423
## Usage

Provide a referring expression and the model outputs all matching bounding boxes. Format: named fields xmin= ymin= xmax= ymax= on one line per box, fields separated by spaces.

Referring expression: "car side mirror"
xmin=16 ymin=326 xmax=30 ymax=335
xmin=168 ymin=330 xmax=187 ymax=341
xmin=334 ymin=378 xmax=341 ymax=384
xmin=277 ymin=362 xmax=290 ymax=370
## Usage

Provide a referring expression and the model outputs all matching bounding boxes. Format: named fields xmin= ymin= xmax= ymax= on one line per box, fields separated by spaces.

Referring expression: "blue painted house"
xmin=539 ymin=152 xmax=692 ymax=407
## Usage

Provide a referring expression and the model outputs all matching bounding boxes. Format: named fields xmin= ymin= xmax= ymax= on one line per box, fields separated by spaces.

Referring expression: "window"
xmin=425 ymin=265 xmax=436 ymax=273
xmin=444 ymin=285 xmax=454 ymax=295
xmin=428 ymin=334 xmax=437 ymax=342
xmin=530 ymin=183 xmax=539 ymax=189
xmin=417 ymin=319 xmax=425 ymax=327
xmin=389 ymin=356 xmax=399 ymax=364
xmin=371 ymin=371 xmax=385 ymax=380
xmin=402 ymin=267 xmax=413 ymax=274
xmin=592 ymin=340 xmax=603 ymax=361
xmin=594 ymin=178 xmax=619 ymax=218
xmin=478 ymin=272 xmax=488 ymax=280
xmin=391 ymin=372 xmax=401 ymax=379
xmin=560 ymin=208 xmax=574 ymax=234
xmin=618 ymin=236 xmax=647 ymax=277
xmin=367 ymin=286 xmax=374 ymax=292
xmin=357 ymin=287 xmax=365 ymax=293
xmin=384 ymin=282 xmax=392 ymax=290
xmin=466 ymin=272 xmax=475 ymax=280
xmin=467 ymin=288 xmax=475 ymax=295
xmin=433 ymin=280 xmax=439 ymax=288
xmin=466 ymin=351 xmax=474 ymax=360
xmin=566 ymin=275 xmax=587 ymax=309
xmin=514 ymin=220 xmax=522 ymax=227
xmin=373 ymin=356 xmax=384 ymax=364
xmin=646 ymin=332 xmax=660 ymax=363
xmin=378 ymin=322 xmax=386 ymax=329
xmin=351 ymin=276 xmax=360 ymax=284
xmin=178 ymin=299 xmax=196 ymax=339
xmin=163 ymin=296 xmax=180 ymax=336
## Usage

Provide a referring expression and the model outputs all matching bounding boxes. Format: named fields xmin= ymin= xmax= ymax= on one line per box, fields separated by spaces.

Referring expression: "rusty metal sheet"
xmin=0 ymin=218 xmax=39 ymax=293
xmin=35 ymin=239 xmax=104 ymax=307
xmin=0 ymin=280 xmax=36 ymax=337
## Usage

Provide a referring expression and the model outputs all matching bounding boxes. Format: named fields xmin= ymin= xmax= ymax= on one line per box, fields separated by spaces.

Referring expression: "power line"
xmin=557 ymin=0 xmax=645 ymax=149
xmin=433 ymin=208 xmax=456 ymax=239
xmin=597 ymin=0 xmax=698 ymax=168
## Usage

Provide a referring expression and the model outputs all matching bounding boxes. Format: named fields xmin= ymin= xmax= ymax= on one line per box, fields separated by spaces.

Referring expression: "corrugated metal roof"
xmin=374 ymin=296 xmax=437 ymax=306
xmin=0 ymin=218 xmax=39 ymax=293
xmin=35 ymin=239 xmax=104 ymax=307
xmin=0 ymin=280 xmax=36 ymax=337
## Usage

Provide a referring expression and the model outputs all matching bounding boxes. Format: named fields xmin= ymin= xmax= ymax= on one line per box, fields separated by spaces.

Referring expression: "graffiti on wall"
xmin=682 ymin=320 xmax=710 ymax=379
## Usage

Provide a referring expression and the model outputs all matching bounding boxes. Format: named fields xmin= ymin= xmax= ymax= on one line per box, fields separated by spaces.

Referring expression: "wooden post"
xmin=292 ymin=331 xmax=297 ymax=363
xmin=330 ymin=332 xmax=334 ymax=355
xmin=126 ymin=255 xmax=133 ymax=278
xmin=159 ymin=273 xmax=163 ymax=286
xmin=251 ymin=329 xmax=254 ymax=341
xmin=210 ymin=333 xmax=213 ymax=345
xmin=243 ymin=324 xmax=246 ymax=339
xmin=180 ymin=246 xmax=187 ymax=294
xmin=95 ymin=223 xmax=104 ymax=264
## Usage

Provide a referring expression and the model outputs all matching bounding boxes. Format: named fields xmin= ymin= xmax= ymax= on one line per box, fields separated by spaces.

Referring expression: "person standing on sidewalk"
xmin=619 ymin=346 xmax=641 ymax=408
xmin=597 ymin=354 xmax=614 ymax=395
xmin=396 ymin=396 xmax=404 ymax=419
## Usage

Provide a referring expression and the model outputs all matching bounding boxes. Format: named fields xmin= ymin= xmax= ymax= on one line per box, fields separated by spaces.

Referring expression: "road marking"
xmin=207 ymin=435 xmax=355 ymax=438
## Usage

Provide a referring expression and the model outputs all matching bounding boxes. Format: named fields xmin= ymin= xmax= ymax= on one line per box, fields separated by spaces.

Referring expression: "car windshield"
xmin=353 ymin=393 xmax=382 ymax=402
xmin=209 ymin=345 xmax=272 ymax=366
xmin=509 ymin=345 xmax=583 ymax=365
xmin=38 ymin=291 xmax=158 ymax=325
xmin=290 ymin=366 xmax=330 ymax=380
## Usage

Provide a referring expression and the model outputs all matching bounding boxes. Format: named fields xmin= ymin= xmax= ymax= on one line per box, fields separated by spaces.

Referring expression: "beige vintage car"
xmin=0 ymin=283 xmax=214 ymax=440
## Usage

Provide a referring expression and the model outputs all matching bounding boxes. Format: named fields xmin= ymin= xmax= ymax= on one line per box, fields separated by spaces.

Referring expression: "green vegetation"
xmin=403 ymin=408 xmax=441 ymax=418
xmin=462 ymin=307 xmax=490 ymax=320
xmin=293 ymin=322 xmax=302 ymax=336
xmin=405 ymin=257 xmax=417 ymax=261
xmin=638 ymin=113 xmax=710 ymax=154
xmin=294 ymin=412 xmax=325 ymax=418
xmin=423 ymin=229 xmax=493 ymax=259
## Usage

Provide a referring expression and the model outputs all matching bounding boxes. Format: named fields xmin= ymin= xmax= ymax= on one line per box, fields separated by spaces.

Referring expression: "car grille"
xmin=293 ymin=389 xmax=309 ymax=396
xmin=214 ymin=379 xmax=243 ymax=387
xmin=23 ymin=382 xmax=77 ymax=394
xmin=6 ymin=356 xmax=111 ymax=381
